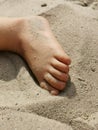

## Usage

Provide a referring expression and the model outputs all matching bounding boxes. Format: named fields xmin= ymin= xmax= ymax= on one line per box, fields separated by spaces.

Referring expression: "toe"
xmin=55 ymin=52 xmax=71 ymax=65
xmin=51 ymin=58 xmax=69 ymax=73
xmin=40 ymin=81 xmax=59 ymax=95
xmin=44 ymin=73 xmax=66 ymax=91
xmin=48 ymin=66 xmax=69 ymax=82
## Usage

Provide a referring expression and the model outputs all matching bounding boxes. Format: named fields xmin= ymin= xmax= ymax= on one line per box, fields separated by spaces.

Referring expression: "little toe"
xmin=40 ymin=81 xmax=59 ymax=95
xmin=51 ymin=58 xmax=69 ymax=73
xmin=48 ymin=66 xmax=69 ymax=82
xmin=44 ymin=73 xmax=66 ymax=91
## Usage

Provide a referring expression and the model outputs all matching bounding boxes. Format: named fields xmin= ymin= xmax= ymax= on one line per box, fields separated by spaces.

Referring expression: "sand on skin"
xmin=0 ymin=0 xmax=98 ymax=130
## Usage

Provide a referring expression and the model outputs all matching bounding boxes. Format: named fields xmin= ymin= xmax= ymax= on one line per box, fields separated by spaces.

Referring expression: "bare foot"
xmin=18 ymin=16 xmax=71 ymax=95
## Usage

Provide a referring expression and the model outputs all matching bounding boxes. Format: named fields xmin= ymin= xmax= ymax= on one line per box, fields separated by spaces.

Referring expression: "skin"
xmin=0 ymin=16 xmax=71 ymax=95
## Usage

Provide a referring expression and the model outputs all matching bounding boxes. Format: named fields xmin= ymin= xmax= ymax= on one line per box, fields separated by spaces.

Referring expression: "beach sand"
xmin=0 ymin=0 xmax=98 ymax=130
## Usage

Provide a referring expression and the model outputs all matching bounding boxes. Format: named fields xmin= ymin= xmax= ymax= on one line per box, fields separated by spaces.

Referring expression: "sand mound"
xmin=0 ymin=1 xmax=98 ymax=130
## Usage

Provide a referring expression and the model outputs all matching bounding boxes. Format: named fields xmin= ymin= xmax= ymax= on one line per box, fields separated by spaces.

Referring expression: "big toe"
xmin=55 ymin=52 xmax=71 ymax=65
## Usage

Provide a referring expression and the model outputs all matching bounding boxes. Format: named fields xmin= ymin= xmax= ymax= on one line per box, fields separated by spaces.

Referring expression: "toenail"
xmin=65 ymin=66 xmax=69 ymax=73
xmin=44 ymin=73 xmax=51 ymax=81
xmin=51 ymin=90 xmax=59 ymax=95
xmin=65 ymin=74 xmax=69 ymax=81
xmin=67 ymin=58 xmax=71 ymax=65
xmin=59 ymin=83 xmax=66 ymax=90
xmin=40 ymin=82 xmax=45 ymax=89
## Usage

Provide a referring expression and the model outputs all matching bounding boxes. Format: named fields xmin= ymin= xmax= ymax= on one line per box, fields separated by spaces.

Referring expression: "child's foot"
xmin=18 ymin=16 xmax=71 ymax=95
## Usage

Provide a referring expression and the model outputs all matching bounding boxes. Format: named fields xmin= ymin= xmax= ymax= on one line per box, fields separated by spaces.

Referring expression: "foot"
xmin=18 ymin=16 xmax=71 ymax=95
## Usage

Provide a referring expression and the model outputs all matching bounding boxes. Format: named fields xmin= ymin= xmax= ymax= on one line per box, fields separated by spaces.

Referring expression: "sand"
xmin=0 ymin=0 xmax=98 ymax=130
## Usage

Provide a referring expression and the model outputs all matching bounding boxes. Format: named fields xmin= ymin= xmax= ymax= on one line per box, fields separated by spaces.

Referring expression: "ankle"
xmin=0 ymin=17 xmax=26 ymax=54
xmin=9 ymin=17 xmax=30 ymax=56
xmin=12 ymin=17 xmax=26 ymax=55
